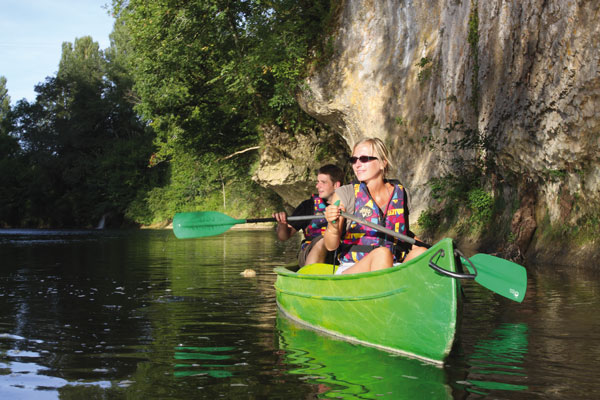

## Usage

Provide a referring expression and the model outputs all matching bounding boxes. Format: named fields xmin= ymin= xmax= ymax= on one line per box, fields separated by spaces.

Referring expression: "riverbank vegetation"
xmin=0 ymin=0 xmax=337 ymax=228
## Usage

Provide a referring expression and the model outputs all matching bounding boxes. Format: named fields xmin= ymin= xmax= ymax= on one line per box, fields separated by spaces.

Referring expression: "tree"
xmin=0 ymin=76 xmax=9 ymax=120
xmin=109 ymin=0 xmax=335 ymax=218
xmin=111 ymin=0 xmax=334 ymax=158
xmin=9 ymin=36 xmax=159 ymax=227
xmin=0 ymin=76 xmax=27 ymax=226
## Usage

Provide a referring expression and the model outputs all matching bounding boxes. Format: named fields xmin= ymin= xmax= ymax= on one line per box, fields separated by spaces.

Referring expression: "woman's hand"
xmin=325 ymin=202 xmax=343 ymax=226
xmin=323 ymin=194 xmax=345 ymax=251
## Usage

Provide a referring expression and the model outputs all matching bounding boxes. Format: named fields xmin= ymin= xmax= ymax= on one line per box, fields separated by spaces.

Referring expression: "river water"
xmin=0 ymin=228 xmax=599 ymax=399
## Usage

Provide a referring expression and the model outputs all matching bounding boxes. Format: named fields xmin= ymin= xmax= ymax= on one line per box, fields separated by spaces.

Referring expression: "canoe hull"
xmin=274 ymin=238 xmax=461 ymax=364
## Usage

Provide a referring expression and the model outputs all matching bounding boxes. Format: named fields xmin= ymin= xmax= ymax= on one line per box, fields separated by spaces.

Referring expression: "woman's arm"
xmin=323 ymin=193 xmax=345 ymax=251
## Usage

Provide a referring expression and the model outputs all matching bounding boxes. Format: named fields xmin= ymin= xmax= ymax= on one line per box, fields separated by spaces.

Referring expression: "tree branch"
xmin=220 ymin=146 xmax=260 ymax=160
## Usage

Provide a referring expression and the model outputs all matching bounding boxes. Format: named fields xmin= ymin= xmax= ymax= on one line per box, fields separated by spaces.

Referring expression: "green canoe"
xmin=274 ymin=237 xmax=462 ymax=364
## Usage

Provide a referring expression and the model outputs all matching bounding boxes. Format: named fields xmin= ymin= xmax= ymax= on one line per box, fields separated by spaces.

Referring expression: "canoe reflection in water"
xmin=276 ymin=314 xmax=452 ymax=399
xmin=456 ymin=323 xmax=529 ymax=396
xmin=173 ymin=346 xmax=236 ymax=378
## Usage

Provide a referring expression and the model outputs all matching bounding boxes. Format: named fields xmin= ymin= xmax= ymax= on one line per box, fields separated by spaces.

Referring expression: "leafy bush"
xmin=417 ymin=208 xmax=440 ymax=232
xmin=467 ymin=188 xmax=493 ymax=227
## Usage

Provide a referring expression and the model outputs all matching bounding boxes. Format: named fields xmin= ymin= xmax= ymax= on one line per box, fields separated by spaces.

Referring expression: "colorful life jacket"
xmin=338 ymin=182 xmax=408 ymax=264
xmin=301 ymin=195 xmax=328 ymax=249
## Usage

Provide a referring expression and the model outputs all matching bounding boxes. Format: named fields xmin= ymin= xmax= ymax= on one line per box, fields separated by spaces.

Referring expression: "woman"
xmin=324 ymin=138 xmax=426 ymax=274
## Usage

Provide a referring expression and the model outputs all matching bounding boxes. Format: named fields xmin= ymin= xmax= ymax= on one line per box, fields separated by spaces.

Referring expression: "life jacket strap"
xmin=343 ymin=244 xmax=377 ymax=253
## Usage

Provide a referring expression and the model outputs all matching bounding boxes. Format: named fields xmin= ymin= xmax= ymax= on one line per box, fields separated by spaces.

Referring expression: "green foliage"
xmin=0 ymin=77 xmax=28 ymax=227
xmin=578 ymin=211 xmax=600 ymax=239
xmin=507 ymin=231 xmax=516 ymax=243
xmin=416 ymin=57 xmax=433 ymax=84
xmin=1 ymin=1 xmax=341 ymax=228
xmin=134 ymin=147 xmax=282 ymax=225
xmin=467 ymin=188 xmax=493 ymax=227
xmin=105 ymin=0 xmax=337 ymax=224
xmin=0 ymin=76 xmax=10 ymax=119
xmin=429 ymin=174 xmax=477 ymax=202
xmin=416 ymin=173 xmax=495 ymax=236
xmin=417 ymin=208 xmax=440 ymax=232
xmin=3 ymin=36 xmax=159 ymax=228
xmin=545 ymin=169 xmax=568 ymax=181
xmin=422 ymin=120 xmax=497 ymax=175
xmin=111 ymin=0 xmax=335 ymax=163
xmin=537 ymin=202 xmax=600 ymax=247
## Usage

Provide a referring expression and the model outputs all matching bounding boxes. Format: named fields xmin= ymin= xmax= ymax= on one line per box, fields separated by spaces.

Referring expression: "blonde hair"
xmin=353 ymin=137 xmax=393 ymax=176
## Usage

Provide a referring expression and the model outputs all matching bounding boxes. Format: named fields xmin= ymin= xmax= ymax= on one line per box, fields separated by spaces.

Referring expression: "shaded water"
xmin=0 ymin=229 xmax=599 ymax=399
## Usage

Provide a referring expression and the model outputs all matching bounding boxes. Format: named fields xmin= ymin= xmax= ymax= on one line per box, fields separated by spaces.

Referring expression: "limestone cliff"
xmin=257 ymin=0 xmax=600 ymax=265
xmin=253 ymin=125 xmax=350 ymax=210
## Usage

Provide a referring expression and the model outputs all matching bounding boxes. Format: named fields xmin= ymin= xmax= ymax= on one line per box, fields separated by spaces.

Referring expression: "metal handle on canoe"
xmin=428 ymin=249 xmax=477 ymax=280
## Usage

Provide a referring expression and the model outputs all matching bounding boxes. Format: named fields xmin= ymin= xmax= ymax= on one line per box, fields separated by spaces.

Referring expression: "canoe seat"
xmin=297 ymin=263 xmax=338 ymax=275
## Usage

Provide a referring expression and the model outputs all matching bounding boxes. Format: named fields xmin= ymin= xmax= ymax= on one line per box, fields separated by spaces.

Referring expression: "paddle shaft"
xmin=340 ymin=211 xmax=430 ymax=249
xmin=246 ymin=215 xmax=324 ymax=224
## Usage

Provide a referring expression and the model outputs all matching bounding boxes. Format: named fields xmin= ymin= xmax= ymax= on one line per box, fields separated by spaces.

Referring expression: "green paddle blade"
xmin=462 ymin=254 xmax=527 ymax=303
xmin=173 ymin=211 xmax=245 ymax=239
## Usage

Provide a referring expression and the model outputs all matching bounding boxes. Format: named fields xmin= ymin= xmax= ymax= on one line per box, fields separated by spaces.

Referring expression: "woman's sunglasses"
xmin=349 ymin=156 xmax=378 ymax=164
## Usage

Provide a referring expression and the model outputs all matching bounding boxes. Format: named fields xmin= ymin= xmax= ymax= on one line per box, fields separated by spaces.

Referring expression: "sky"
xmin=0 ymin=0 xmax=115 ymax=105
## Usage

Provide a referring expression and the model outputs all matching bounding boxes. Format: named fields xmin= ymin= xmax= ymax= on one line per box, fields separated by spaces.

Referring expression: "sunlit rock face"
xmin=252 ymin=125 xmax=350 ymax=209
xmin=293 ymin=0 xmax=600 ymax=259
xmin=298 ymin=0 xmax=472 ymax=210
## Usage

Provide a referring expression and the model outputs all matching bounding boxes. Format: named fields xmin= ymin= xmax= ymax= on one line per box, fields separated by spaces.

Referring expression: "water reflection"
xmin=174 ymin=346 xmax=236 ymax=378
xmin=276 ymin=313 xmax=452 ymax=399
xmin=459 ymin=323 xmax=529 ymax=396
xmin=0 ymin=332 xmax=112 ymax=399
xmin=0 ymin=229 xmax=297 ymax=398
xmin=2 ymin=229 xmax=600 ymax=398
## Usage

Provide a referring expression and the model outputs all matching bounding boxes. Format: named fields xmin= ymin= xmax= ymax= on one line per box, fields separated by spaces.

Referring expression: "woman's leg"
xmin=403 ymin=242 xmax=427 ymax=263
xmin=304 ymin=237 xmax=327 ymax=265
xmin=342 ymin=247 xmax=394 ymax=274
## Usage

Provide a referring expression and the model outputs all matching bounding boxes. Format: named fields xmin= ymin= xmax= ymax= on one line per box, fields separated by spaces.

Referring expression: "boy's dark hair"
xmin=318 ymin=164 xmax=344 ymax=184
